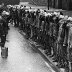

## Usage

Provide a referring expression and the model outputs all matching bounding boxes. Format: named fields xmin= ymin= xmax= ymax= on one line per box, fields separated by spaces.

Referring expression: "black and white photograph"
xmin=0 ymin=0 xmax=72 ymax=72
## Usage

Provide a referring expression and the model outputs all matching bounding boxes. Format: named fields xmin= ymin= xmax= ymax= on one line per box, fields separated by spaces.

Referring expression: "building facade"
xmin=51 ymin=0 xmax=72 ymax=10
xmin=28 ymin=0 xmax=72 ymax=10
xmin=0 ymin=0 xmax=20 ymax=5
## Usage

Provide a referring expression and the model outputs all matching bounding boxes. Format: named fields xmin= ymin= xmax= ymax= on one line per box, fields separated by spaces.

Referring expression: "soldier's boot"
xmin=56 ymin=57 xmax=64 ymax=68
xmin=53 ymin=51 xmax=58 ymax=58
xmin=51 ymin=47 xmax=57 ymax=58
xmin=65 ymin=60 xmax=69 ymax=72
xmin=49 ymin=54 xmax=54 ymax=58
xmin=44 ymin=48 xmax=51 ymax=56
xmin=47 ymin=47 xmax=52 ymax=56
xmin=37 ymin=37 xmax=40 ymax=44
xmin=56 ymin=58 xmax=61 ymax=68
xmin=59 ymin=59 xmax=65 ymax=68
xmin=53 ymin=57 xmax=58 ymax=62
xmin=17 ymin=20 xmax=19 ymax=27
xmin=53 ymin=55 xmax=59 ymax=62
xmin=21 ymin=24 xmax=23 ymax=30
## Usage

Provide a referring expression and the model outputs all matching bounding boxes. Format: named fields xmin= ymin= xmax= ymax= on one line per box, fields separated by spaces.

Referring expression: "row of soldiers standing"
xmin=8 ymin=5 xmax=72 ymax=72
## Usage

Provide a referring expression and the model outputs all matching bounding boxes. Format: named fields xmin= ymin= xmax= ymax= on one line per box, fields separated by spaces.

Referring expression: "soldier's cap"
xmin=2 ymin=11 xmax=9 ymax=15
xmin=54 ymin=12 xmax=58 ymax=15
xmin=59 ymin=15 xmax=64 ymax=19
xmin=67 ymin=17 xmax=72 ymax=21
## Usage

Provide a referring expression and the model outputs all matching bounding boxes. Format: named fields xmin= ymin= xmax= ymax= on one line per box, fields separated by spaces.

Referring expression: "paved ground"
xmin=0 ymin=24 xmax=55 ymax=72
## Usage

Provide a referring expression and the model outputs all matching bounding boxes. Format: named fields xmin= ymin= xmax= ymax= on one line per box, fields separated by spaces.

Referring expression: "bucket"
xmin=1 ymin=47 xmax=8 ymax=58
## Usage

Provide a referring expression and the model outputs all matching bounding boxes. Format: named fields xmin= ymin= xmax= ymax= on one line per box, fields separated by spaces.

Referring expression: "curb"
xmin=19 ymin=30 xmax=61 ymax=72
xmin=29 ymin=40 xmax=60 ymax=72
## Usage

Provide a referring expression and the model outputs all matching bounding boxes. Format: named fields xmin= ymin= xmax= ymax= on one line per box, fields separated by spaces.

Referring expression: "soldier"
xmin=12 ymin=7 xmax=17 ymax=27
xmin=0 ymin=15 xmax=6 ymax=47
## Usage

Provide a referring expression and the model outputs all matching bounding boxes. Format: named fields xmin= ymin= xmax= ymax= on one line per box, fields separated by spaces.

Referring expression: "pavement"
xmin=19 ymin=29 xmax=66 ymax=72
xmin=0 ymin=24 xmax=58 ymax=72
